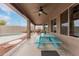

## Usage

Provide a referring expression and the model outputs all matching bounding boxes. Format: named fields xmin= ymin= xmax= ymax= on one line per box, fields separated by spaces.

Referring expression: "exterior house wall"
xmin=48 ymin=4 xmax=79 ymax=55
xmin=48 ymin=13 xmax=79 ymax=56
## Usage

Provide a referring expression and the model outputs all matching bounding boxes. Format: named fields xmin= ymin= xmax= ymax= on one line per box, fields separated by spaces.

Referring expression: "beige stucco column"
xmin=56 ymin=15 xmax=60 ymax=34
xmin=48 ymin=20 xmax=51 ymax=33
xmin=34 ymin=25 xmax=36 ymax=32
xmin=27 ymin=19 xmax=31 ymax=38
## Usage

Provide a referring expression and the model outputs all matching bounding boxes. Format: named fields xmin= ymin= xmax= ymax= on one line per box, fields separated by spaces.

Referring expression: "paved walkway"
xmin=12 ymin=33 xmax=41 ymax=56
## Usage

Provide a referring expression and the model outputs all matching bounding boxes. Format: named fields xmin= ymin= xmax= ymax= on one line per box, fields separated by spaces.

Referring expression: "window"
xmin=44 ymin=24 xmax=48 ymax=33
xmin=35 ymin=25 xmax=43 ymax=30
xmin=60 ymin=10 xmax=68 ymax=35
xmin=51 ymin=19 xmax=57 ymax=33
xmin=70 ymin=4 xmax=79 ymax=37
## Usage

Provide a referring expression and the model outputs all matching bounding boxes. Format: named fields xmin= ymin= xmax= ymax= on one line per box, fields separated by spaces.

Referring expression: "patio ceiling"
xmin=11 ymin=3 xmax=72 ymax=25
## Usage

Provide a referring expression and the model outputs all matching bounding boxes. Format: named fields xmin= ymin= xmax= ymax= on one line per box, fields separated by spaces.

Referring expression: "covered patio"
xmin=0 ymin=3 xmax=79 ymax=56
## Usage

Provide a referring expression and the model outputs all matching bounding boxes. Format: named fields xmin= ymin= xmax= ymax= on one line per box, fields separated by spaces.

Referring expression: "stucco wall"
xmin=48 ymin=14 xmax=79 ymax=56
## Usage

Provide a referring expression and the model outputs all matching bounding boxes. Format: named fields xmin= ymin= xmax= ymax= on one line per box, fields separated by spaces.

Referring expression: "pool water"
xmin=0 ymin=33 xmax=26 ymax=44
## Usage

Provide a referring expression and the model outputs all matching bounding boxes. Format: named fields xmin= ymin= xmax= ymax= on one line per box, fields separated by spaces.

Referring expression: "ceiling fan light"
xmin=39 ymin=11 xmax=42 ymax=14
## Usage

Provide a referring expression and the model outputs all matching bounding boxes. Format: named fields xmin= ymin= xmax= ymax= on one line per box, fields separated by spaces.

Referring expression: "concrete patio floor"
xmin=11 ymin=33 xmax=64 ymax=56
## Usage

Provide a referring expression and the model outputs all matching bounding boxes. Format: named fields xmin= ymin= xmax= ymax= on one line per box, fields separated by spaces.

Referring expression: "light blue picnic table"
xmin=35 ymin=33 xmax=62 ymax=48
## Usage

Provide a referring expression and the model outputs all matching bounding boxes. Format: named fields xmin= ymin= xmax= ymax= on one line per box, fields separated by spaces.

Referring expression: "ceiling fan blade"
xmin=38 ymin=13 xmax=41 ymax=16
xmin=42 ymin=11 xmax=48 ymax=15
xmin=33 ymin=10 xmax=39 ymax=13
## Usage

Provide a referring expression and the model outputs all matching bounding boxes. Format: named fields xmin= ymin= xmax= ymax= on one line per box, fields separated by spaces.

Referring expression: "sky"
xmin=74 ymin=20 xmax=79 ymax=26
xmin=0 ymin=4 xmax=27 ymax=26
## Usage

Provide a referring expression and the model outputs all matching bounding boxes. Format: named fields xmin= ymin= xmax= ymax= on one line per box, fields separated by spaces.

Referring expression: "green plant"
xmin=0 ymin=20 xmax=6 ymax=26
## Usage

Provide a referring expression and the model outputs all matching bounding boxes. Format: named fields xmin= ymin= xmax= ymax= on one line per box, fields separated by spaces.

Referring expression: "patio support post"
xmin=27 ymin=19 xmax=31 ymax=39
xmin=34 ymin=25 xmax=36 ymax=33
xmin=43 ymin=24 xmax=46 ymax=34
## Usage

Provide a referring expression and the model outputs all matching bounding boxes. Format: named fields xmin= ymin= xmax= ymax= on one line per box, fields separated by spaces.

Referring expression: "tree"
xmin=0 ymin=20 xmax=6 ymax=26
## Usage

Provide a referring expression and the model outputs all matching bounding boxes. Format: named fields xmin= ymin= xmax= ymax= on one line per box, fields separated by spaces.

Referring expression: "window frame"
xmin=69 ymin=4 xmax=79 ymax=37
xmin=51 ymin=19 xmax=57 ymax=33
xmin=60 ymin=9 xmax=68 ymax=35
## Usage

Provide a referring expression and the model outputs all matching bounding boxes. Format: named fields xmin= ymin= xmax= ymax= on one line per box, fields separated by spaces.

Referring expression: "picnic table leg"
xmin=37 ymin=37 xmax=42 ymax=48
xmin=37 ymin=42 xmax=40 ymax=48
xmin=49 ymin=37 xmax=61 ymax=48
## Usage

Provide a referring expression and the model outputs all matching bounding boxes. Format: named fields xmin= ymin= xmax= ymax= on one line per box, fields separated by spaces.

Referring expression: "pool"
xmin=0 ymin=33 xmax=26 ymax=44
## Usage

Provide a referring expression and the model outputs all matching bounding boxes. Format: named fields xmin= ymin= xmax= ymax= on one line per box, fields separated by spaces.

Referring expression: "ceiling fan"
xmin=37 ymin=6 xmax=48 ymax=16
